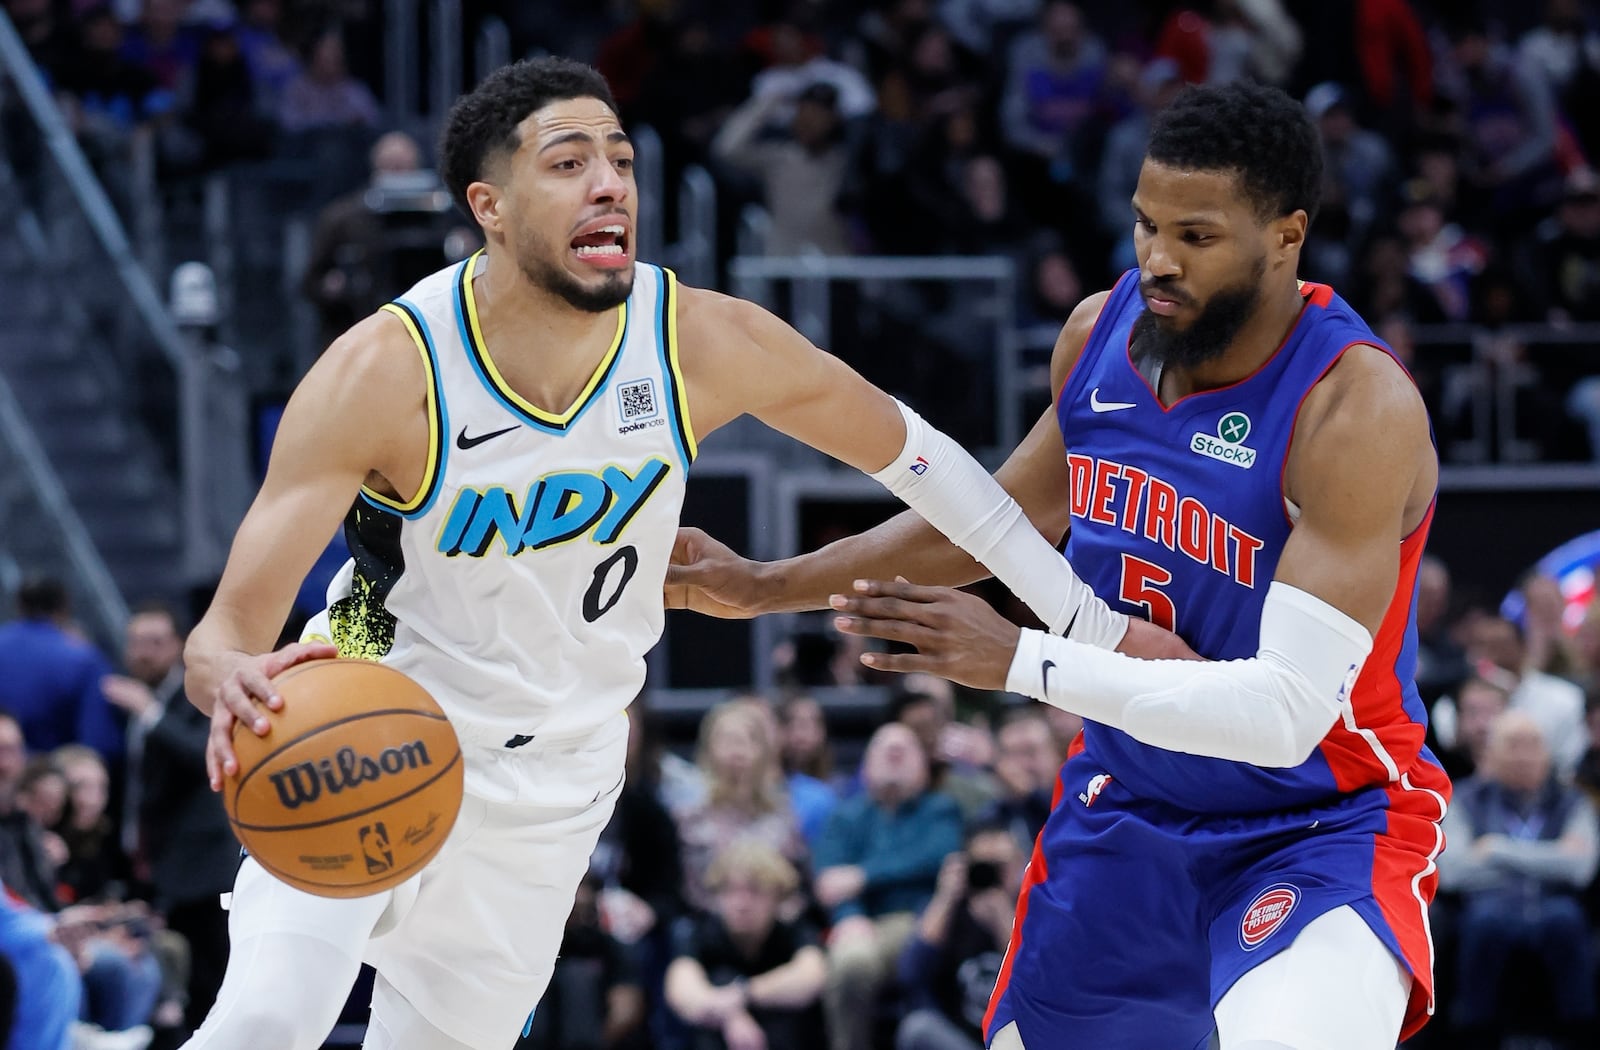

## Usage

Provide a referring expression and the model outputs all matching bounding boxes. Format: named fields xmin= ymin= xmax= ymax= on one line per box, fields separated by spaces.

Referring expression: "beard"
xmin=1131 ymin=254 xmax=1266 ymax=370
xmin=517 ymin=240 xmax=634 ymax=313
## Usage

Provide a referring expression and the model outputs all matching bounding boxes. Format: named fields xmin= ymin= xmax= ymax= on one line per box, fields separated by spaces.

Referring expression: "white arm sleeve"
xmin=1004 ymin=582 xmax=1374 ymax=767
xmin=870 ymin=399 xmax=1129 ymax=649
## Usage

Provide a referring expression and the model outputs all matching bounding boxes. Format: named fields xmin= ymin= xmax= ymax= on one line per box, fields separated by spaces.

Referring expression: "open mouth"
xmin=571 ymin=222 xmax=629 ymax=262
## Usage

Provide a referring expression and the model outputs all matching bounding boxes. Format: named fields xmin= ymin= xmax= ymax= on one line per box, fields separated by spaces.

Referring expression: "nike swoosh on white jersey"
xmin=1089 ymin=388 xmax=1137 ymax=413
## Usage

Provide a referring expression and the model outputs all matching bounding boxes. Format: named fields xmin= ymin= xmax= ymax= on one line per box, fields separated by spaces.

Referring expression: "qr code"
xmin=618 ymin=379 xmax=657 ymax=420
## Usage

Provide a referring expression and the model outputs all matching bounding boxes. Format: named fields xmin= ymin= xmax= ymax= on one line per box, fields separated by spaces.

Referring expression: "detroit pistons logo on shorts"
xmin=1238 ymin=883 xmax=1300 ymax=951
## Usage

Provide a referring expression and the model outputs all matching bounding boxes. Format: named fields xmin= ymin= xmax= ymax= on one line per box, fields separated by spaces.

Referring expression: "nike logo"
xmin=1041 ymin=659 xmax=1057 ymax=695
xmin=456 ymin=424 xmax=519 ymax=450
xmin=1089 ymin=388 xmax=1137 ymax=413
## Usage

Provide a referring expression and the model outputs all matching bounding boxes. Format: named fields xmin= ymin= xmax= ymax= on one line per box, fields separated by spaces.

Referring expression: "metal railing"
xmin=728 ymin=253 xmax=1022 ymax=458
xmin=475 ymin=15 xmax=512 ymax=85
xmin=0 ymin=368 xmax=128 ymax=643
xmin=674 ymin=165 xmax=717 ymax=289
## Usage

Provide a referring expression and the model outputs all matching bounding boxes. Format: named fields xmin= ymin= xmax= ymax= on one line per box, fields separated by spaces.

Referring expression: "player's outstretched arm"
xmin=185 ymin=312 xmax=425 ymax=786
xmin=669 ymin=290 xmax=1132 ymax=643
xmin=834 ymin=346 xmax=1433 ymax=767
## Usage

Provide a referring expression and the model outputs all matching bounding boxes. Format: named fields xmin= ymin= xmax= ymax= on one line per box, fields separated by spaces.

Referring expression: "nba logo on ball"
xmin=1238 ymin=883 xmax=1299 ymax=951
xmin=360 ymin=823 xmax=394 ymax=875
xmin=225 ymin=660 xmax=465 ymax=899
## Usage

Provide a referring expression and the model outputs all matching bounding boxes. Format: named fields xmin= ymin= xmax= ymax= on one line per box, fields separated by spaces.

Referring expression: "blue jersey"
xmin=1055 ymin=270 xmax=1440 ymax=814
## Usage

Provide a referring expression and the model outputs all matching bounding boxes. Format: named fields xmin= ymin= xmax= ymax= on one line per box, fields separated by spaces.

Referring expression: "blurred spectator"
xmin=0 ymin=714 xmax=58 ymax=913
xmin=517 ymin=873 xmax=647 ymax=1050
xmin=1440 ymin=710 xmax=1599 ymax=1049
xmin=1517 ymin=167 xmax=1600 ymax=324
xmin=1438 ymin=13 xmax=1563 ymax=222
xmin=979 ymin=706 xmax=1062 ymax=846
xmin=743 ymin=19 xmax=877 ymax=122
xmin=937 ymin=0 xmax=1043 ymax=56
xmin=1465 ymin=614 xmax=1589 ymax=778
xmin=593 ymin=0 xmax=683 ymax=116
xmin=278 ymin=29 xmax=380 ymax=134
xmin=999 ymin=2 xmax=1106 ymax=170
xmin=100 ymin=603 xmax=233 ymax=1031
xmin=57 ymin=7 xmax=174 ymax=142
xmin=775 ymin=695 xmax=840 ymax=848
xmin=300 ymin=131 xmax=433 ymax=348
xmin=50 ymin=746 xmax=125 ymax=905
xmin=1020 ymin=234 xmax=1083 ymax=326
xmin=712 ymin=80 xmax=854 ymax=255
xmin=6 ymin=0 xmax=75 ymax=83
xmin=234 ymin=0 xmax=299 ymax=116
xmin=1415 ymin=554 xmax=1470 ymax=703
xmin=1577 ymin=688 xmax=1600 ymax=806
xmin=178 ymin=21 xmax=276 ymax=169
xmin=0 ymin=886 xmax=79 ymax=1050
xmin=815 ymin=723 xmax=963 ymax=1050
xmin=1396 ymin=179 xmax=1488 ymax=323
xmin=1097 ymin=57 xmax=1184 ymax=270
xmin=590 ymin=708 xmax=686 ymax=948
xmin=1521 ymin=572 xmax=1587 ymax=679
xmin=895 ymin=819 xmax=1026 ymax=1050
xmin=1303 ymin=81 xmax=1395 ymax=287
xmin=1289 ymin=0 xmax=1432 ymax=137
xmin=1516 ymin=0 xmax=1600 ymax=112
xmin=1433 ymin=669 xmax=1514 ymax=781
xmin=15 ymin=759 xmax=69 ymax=874
xmin=665 ymin=841 xmax=826 ymax=1050
xmin=634 ymin=19 xmax=746 ymax=177
xmin=677 ymin=701 xmax=808 ymax=915
xmin=118 ymin=0 xmax=201 ymax=93
xmin=887 ymin=677 xmax=996 ymax=820
xmin=1156 ymin=1 xmax=1302 ymax=87
xmin=0 ymin=579 xmax=121 ymax=765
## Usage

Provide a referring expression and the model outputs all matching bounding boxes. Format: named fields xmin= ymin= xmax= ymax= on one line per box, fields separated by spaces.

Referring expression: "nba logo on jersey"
xmin=1078 ymin=773 xmax=1113 ymax=807
xmin=1238 ymin=883 xmax=1299 ymax=951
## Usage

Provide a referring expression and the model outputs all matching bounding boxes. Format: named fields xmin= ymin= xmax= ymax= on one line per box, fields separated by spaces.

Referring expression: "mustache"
xmin=1140 ymin=277 xmax=1193 ymax=306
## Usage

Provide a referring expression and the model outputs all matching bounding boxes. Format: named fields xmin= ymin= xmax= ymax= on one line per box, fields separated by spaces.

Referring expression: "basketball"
xmin=223 ymin=659 xmax=464 ymax=899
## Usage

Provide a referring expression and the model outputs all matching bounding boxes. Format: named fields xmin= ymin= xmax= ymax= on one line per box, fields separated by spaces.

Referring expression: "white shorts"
xmin=225 ymin=713 xmax=629 ymax=1049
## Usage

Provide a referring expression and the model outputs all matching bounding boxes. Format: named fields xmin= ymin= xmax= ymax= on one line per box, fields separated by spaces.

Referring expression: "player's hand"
xmin=831 ymin=579 xmax=1020 ymax=691
xmin=205 ymin=642 xmax=339 ymax=791
xmin=933 ymin=851 xmax=967 ymax=902
xmin=722 ymin=1009 xmax=767 ymax=1050
xmin=665 ymin=528 xmax=771 ymax=619
xmin=814 ymin=864 xmax=867 ymax=909
xmin=101 ymin=674 xmax=158 ymax=718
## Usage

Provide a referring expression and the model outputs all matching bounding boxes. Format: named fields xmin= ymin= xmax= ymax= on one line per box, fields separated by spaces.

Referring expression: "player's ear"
xmin=466 ymin=181 xmax=503 ymax=235
xmin=1273 ymin=210 xmax=1308 ymax=260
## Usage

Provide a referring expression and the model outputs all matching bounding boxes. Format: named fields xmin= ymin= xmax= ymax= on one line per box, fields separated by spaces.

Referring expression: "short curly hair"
xmin=1145 ymin=80 xmax=1323 ymax=227
xmin=439 ymin=57 xmax=619 ymax=218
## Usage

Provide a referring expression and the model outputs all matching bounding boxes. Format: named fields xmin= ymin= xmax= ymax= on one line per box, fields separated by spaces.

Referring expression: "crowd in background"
xmin=2 ymin=0 xmax=1600 ymax=1048
xmin=2 ymin=0 xmax=1599 ymax=457
xmin=0 ymin=554 xmax=1597 ymax=1049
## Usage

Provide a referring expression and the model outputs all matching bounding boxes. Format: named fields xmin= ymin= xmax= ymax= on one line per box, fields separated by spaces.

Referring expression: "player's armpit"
xmin=186 ymin=312 xmax=426 ymax=703
xmin=1275 ymin=344 xmax=1436 ymax=635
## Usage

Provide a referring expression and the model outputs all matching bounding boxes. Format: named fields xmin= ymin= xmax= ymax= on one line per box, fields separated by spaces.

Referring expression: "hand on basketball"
xmin=665 ymin=527 xmax=770 ymax=618
xmin=830 ymin=579 xmax=1021 ymax=691
xmin=206 ymin=641 xmax=339 ymax=791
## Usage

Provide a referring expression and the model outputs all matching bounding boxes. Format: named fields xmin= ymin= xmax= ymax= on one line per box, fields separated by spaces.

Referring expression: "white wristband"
xmin=869 ymin=399 xmax=1128 ymax=649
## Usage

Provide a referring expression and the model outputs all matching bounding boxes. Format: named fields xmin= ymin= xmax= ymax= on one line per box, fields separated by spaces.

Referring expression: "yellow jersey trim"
xmin=362 ymin=302 xmax=443 ymax=514
xmin=662 ymin=268 xmax=698 ymax=461
xmin=460 ymin=250 xmax=627 ymax=427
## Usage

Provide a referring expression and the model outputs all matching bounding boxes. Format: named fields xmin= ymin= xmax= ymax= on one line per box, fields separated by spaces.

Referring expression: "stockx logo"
xmin=1190 ymin=411 xmax=1256 ymax=469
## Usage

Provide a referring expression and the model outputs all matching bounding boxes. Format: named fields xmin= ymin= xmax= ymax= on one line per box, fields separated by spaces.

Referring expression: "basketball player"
xmin=668 ymin=81 xmax=1450 ymax=1050
xmin=179 ymin=58 xmax=1177 ymax=1050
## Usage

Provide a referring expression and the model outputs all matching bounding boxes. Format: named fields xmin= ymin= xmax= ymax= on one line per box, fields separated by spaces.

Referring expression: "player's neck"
xmin=1161 ymin=281 xmax=1307 ymax=401
xmin=473 ymin=253 xmax=622 ymax=363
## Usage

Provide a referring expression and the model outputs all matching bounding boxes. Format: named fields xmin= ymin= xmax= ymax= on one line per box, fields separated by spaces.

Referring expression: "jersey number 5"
xmin=1119 ymin=554 xmax=1176 ymax=632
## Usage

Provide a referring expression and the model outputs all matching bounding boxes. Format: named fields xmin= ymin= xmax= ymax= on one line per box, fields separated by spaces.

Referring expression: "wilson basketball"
xmin=223 ymin=659 xmax=464 ymax=898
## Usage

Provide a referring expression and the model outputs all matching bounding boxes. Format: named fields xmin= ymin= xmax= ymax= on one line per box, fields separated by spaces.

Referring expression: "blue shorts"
xmin=983 ymin=749 xmax=1444 ymax=1050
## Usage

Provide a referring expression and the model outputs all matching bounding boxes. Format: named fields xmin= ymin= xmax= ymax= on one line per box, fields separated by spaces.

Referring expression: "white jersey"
xmin=312 ymin=252 xmax=694 ymax=745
